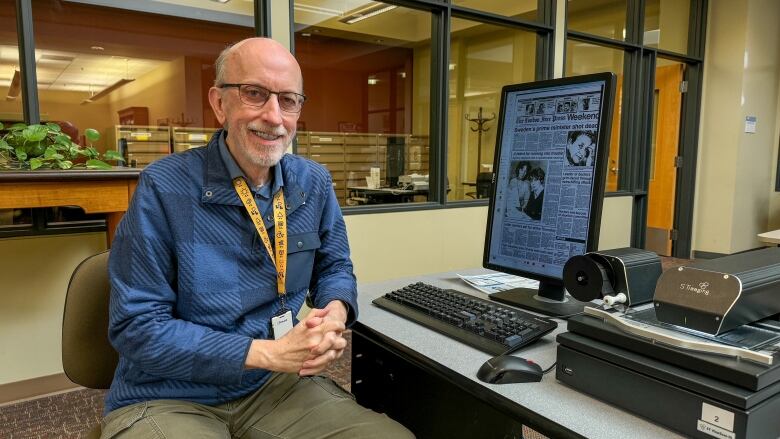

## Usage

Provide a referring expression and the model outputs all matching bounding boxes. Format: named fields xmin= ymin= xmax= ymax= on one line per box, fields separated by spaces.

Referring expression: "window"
xmin=0 ymin=0 xmax=255 ymax=238
xmin=565 ymin=40 xmax=624 ymax=192
xmin=293 ymin=1 xmax=432 ymax=207
xmin=0 ymin=1 xmax=32 ymax=231
xmin=33 ymin=0 xmax=255 ymax=165
xmin=644 ymin=0 xmax=691 ymax=54
xmin=450 ymin=0 xmax=539 ymax=22
xmin=567 ymin=0 xmax=627 ymax=41
xmin=448 ymin=19 xmax=536 ymax=200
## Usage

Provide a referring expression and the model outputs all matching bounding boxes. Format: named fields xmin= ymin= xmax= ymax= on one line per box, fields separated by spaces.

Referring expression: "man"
xmin=523 ymin=167 xmax=545 ymax=221
xmin=565 ymin=130 xmax=595 ymax=166
xmin=101 ymin=38 xmax=413 ymax=438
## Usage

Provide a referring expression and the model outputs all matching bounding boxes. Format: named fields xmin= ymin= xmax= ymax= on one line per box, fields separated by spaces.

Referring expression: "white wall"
xmin=693 ymin=0 xmax=780 ymax=255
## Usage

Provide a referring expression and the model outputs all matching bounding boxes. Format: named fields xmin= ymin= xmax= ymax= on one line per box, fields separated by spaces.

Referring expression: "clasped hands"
xmin=245 ymin=300 xmax=348 ymax=376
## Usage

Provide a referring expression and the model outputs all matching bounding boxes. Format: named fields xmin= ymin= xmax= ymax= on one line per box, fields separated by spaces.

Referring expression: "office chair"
xmin=62 ymin=250 xmax=117 ymax=439
xmin=475 ymin=172 xmax=493 ymax=198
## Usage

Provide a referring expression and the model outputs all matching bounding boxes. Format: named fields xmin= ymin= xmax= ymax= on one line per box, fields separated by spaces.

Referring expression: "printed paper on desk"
xmin=457 ymin=273 xmax=539 ymax=295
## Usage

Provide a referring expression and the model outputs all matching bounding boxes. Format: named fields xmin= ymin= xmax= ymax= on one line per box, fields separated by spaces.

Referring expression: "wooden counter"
xmin=0 ymin=168 xmax=142 ymax=246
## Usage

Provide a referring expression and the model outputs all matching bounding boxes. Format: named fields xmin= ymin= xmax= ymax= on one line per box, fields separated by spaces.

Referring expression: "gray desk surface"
xmin=357 ymin=268 xmax=684 ymax=439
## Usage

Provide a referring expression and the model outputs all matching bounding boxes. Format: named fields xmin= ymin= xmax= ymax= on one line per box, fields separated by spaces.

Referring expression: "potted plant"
xmin=0 ymin=122 xmax=122 ymax=170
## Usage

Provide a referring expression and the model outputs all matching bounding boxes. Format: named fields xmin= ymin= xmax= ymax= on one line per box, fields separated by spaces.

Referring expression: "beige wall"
xmin=104 ymin=57 xmax=192 ymax=130
xmin=0 ymin=233 xmax=106 ymax=385
xmin=693 ymin=0 xmax=780 ymax=255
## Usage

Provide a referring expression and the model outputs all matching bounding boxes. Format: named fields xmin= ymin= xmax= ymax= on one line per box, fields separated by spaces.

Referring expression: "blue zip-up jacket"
xmin=105 ymin=132 xmax=358 ymax=413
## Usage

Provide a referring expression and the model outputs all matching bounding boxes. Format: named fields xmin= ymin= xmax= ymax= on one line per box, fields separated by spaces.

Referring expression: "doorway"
xmin=646 ymin=61 xmax=685 ymax=256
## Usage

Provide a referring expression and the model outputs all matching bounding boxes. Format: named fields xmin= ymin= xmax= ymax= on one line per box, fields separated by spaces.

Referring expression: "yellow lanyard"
xmin=233 ymin=177 xmax=287 ymax=303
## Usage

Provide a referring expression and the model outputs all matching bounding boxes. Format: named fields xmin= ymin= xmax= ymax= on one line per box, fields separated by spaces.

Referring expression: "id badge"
xmin=271 ymin=308 xmax=294 ymax=340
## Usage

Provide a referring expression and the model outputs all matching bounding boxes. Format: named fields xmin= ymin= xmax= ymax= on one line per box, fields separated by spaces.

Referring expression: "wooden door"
xmin=646 ymin=63 xmax=685 ymax=256
xmin=606 ymin=75 xmax=622 ymax=192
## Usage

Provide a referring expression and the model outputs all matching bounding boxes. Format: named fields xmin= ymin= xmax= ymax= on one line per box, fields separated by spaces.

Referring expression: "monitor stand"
xmin=489 ymin=280 xmax=586 ymax=317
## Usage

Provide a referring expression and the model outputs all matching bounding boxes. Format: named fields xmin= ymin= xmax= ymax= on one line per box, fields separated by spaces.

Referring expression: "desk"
xmin=347 ymin=186 xmax=427 ymax=204
xmin=0 ymin=168 xmax=141 ymax=246
xmin=351 ymin=269 xmax=684 ymax=438
xmin=758 ymin=229 xmax=780 ymax=245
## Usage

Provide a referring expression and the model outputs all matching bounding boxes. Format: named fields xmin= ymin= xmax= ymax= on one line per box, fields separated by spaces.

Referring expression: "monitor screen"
xmin=483 ymin=73 xmax=616 ymax=317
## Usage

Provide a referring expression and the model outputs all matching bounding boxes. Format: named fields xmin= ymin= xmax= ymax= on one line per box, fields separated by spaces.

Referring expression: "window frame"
xmin=6 ymin=0 xmax=709 ymax=255
xmin=289 ymin=0 xmax=557 ymax=214
xmin=563 ymin=0 xmax=707 ymax=257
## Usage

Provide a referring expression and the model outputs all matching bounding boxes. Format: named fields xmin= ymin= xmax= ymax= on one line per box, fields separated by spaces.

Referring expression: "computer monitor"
xmin=386 ymin=136 xmax=405 ymax=187
xmin=483 ymin=73 xmax=616 ymax=317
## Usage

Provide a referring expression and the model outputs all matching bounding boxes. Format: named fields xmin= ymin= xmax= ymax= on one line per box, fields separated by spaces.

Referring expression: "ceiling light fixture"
xmin=339 ymin=4 xmax=397 ymax=25
xmin=81 ymin=58 xmax=134 ymax=104
xmin=80 ymin=78 xmax=135 ymax=104
xmin=295 ymin=3 xmax=342 ymax=17
xmin=210 ymin=0 xmax=230 ymax=3
xmin=6 ymin=70 xmax=20 ymax=101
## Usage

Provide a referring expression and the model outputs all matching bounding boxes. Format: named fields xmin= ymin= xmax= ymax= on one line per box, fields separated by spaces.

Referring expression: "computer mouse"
xmin=476 ymin=355 xmax=544 ymax=384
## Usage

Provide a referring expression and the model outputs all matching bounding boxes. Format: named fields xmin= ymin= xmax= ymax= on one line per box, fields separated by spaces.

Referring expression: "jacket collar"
xmin=202 ymin=130 xmax=306 ymax=229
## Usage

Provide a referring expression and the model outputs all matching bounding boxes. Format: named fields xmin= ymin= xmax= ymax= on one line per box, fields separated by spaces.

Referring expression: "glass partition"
xmin=32 ymin=0 xmax=254 ymax=165
xmin=644 ymin=0 xmax=690 ymax=54
xmin=450 ymin=0 xmax=538 ymax=22
xmin=0 ymin=1 xmax=31 ymax=230
xmin=448 ymin=18 xmax=536 ymax=201
xmin=565 ymin=40 xmax=624 ymax=192
xmin=568 ymin=0 xmax=627 ymax=41
xmin=293 ymin=1 xmax=432 ymax=206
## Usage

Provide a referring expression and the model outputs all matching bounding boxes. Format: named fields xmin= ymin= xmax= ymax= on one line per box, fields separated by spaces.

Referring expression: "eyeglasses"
xmin=218 ymin=83 xmax=306 ymax=113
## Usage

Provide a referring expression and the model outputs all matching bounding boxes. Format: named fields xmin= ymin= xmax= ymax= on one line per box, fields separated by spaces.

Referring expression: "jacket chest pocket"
xmin=285 ymin=232 xmax=320 ymax=292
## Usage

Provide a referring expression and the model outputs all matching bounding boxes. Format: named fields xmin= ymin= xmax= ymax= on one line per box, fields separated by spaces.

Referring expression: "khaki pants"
xmin=101 ymin=373 xmax=413 ymax=439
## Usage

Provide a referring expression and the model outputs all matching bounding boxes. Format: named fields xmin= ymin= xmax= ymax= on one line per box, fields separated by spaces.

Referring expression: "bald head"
xmin=215 ymin=37 xmax=302 ymax=90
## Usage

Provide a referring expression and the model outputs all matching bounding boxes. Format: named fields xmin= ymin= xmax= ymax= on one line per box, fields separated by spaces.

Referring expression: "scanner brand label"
xmin=679 ymin=281 xmax=711 ymax=296
xmin=697 ymin=420 xmax=735 ymax=439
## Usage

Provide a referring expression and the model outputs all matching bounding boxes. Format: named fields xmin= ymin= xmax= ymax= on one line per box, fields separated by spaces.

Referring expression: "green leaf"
xmin=26 ymin=141 xmax=45 ymax=158
xmin=45 ymin=122 xmax=62 ymax=132
xmin=14 ymin=147 xmax=27 ymax=161
xmin=44 ymin=146 xmax=57 ymax=159
xmin=0 ymin=122 xmax=4 ymax=130
xmin=84 ymin=128 xmax=100 ymax=142
xmin=9 ymin=123 xmax=27 ymax=131
xmin=55 ymin=134 xmax=71 ymax=145
xmin=22 ymin=125 xmax=48 ymax=142
xmin=57 ymin=160 xmax=73 ymax=170
xmin=29 ymin=158 xmax=43 ymax=170
xmin=0 ymin=140 xmax=11 ymax=151
xmin=103 ymin=150 xmax=123 ymax=161
xmin=86 ymin=159 xmax=112 ymax=170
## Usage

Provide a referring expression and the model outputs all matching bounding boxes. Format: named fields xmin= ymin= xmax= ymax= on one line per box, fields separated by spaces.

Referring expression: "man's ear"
xmin=208 ymin=87 xmax=227 ymax=125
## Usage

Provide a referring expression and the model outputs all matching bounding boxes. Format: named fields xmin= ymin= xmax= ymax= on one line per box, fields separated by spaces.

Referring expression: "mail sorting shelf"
xmin=172 ymin=127 xmax=217 ymax=153
xmin=112 ymin=125 xmax=171 ymax=168
xmin=296 ymin=131 xmax=430 ymax=207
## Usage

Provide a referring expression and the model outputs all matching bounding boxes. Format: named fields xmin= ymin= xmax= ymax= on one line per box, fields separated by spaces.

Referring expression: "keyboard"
xmin=373 ymin=282 xmax=558 ymax=355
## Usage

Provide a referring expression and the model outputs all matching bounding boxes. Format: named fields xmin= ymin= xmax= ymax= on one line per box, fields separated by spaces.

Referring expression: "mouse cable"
xmin=542 ymin=362 xmax=556 ymax=375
